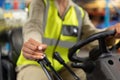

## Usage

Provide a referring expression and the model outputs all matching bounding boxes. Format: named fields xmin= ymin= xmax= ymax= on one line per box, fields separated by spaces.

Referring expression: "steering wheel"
xmin=68 ymin=30 xmax=116 ymax=73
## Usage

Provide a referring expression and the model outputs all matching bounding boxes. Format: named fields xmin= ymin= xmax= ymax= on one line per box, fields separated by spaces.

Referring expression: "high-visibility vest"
xmin=17 ymin=0 xmax=85 ymax=71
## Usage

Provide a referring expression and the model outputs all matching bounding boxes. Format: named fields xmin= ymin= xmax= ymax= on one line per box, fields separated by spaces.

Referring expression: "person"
xmin=16 ymin=0 xmax=120 ymax=80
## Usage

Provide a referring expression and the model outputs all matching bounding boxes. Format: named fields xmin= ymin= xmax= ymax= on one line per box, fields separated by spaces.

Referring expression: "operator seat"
xmin=8 ymin=27 xmax=23 ymax=64
xmin=0 ymin=45 xmax=3 ymax=80
xmin=1 ymin=27 xmax=23 ymax=80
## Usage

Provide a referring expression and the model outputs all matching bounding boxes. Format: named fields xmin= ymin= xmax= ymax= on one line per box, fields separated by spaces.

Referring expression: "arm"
xmin=80 ymin=11 xmax=105 ymax=49
xmin=22 ymin=0 xmax=47 ymax=60
xmin=23 ymin=0 xmax=44 ymax=43
xmin=80 ymin=11 xmax=105 ymax=40
xmin=80 ymin=11 xmax=120 ymax=49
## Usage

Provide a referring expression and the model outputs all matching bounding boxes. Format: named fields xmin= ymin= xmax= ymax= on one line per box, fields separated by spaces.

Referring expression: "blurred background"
xmin=77 ymin=0 xmax=120 ymax=29
xmin=0 ymin=0 xmax=119 ymax=30
xmin=0 ymin=0 xmax=29 ymax=32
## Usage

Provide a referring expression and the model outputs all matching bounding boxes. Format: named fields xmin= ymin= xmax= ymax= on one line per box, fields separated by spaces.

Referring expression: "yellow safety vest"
xmin=17 ymin=0 xmax=85 ymax=71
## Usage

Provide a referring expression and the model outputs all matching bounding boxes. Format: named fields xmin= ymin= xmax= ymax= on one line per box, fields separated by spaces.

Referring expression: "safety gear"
xmin=17 ymin=0 xmax=85 ymax=71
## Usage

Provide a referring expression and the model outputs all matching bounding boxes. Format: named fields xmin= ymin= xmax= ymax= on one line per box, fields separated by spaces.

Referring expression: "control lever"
xmin=38 ymin=61 xmax=53 ymax=80
xmin=38 ymin=56 xmax=63 ymax=80
xmin=53 ymin=52 xmax=80 ymax=80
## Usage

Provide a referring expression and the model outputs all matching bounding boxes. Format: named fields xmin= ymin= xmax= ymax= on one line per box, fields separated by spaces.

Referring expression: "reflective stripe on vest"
xmin=43 ymin=37 xmax=76 ymax=48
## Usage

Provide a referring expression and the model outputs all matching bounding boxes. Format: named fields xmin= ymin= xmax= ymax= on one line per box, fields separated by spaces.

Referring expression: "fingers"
xmin=28 ymin=38 xmax=41 ymax=46
xmin=28 ymin=38 xmax=47 ymax=50
xmin=22 ymin=38 xmax=47 ymax=60
xmin=22 ymin=46 xmax=34 ymax=55
xmin=108 ymin=23 xmax=120 ymax=38
xmin=38 ymin=44 xmax=47 ymax=51
xmin=22 ymin=51 xmax=45 ymax=60
xmin=22 ymin=40 xmax=38 ymax=56
xmin=114 ymin=23 xmax=120 ymax=38
xmin=23 ymin=41 xmax=37 ymax=51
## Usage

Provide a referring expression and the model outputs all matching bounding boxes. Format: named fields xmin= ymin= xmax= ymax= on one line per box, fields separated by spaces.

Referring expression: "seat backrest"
xmin=2 ymin=59 xmax=16 ymax=80
xmin=0 ymin=27 xmax=23 ymax=80
xmin=0 ymin=46 xmax=3 ymax=80
xmin=8 ymin=27 xmax=23 ymax=65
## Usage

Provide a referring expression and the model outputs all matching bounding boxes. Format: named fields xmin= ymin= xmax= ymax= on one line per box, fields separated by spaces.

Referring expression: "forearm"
xmin=80 ymin=11 xmax=115 ymax=48
xmin=23 ymin=0 xmax=45 ymax=43
xmin=23 ymin=23 xmax=43 ymax=43
xmin=81 ymin=11 xmax=105 ymax=40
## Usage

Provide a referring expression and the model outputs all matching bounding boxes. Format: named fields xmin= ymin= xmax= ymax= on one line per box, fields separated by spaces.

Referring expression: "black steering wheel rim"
xmin=68 ymin=30 xmax=116 ymax=62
